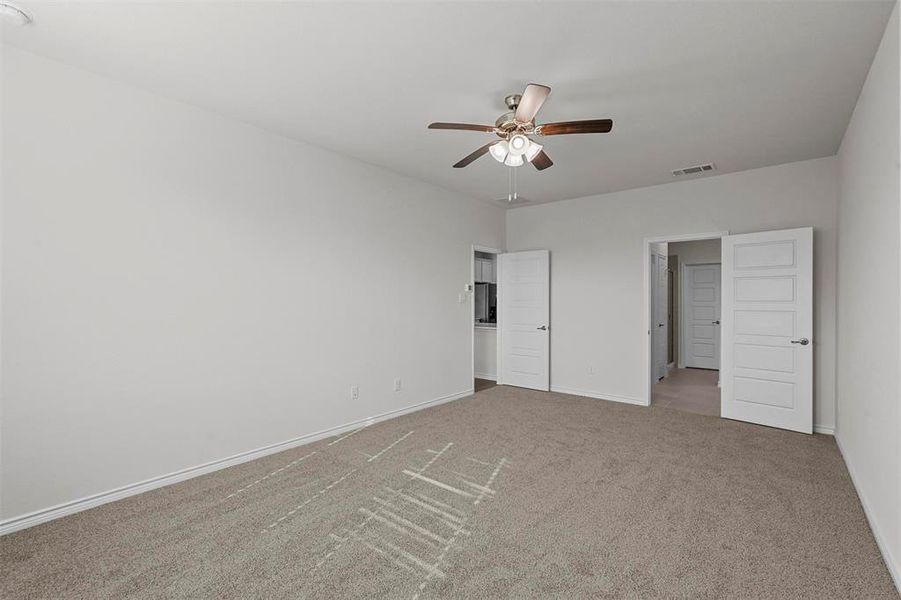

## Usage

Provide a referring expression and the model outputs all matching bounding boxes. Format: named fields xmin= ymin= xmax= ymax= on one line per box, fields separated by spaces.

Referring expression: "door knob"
xmin=537 ymin=325 xmax=548 ymax=331
xmin=657 ymin=323 xmax=665 ymax=327
xmin=712 ymin=320 xmax=720 ymax=325
xmin=790 ymin=338 xmax=810 ymax=346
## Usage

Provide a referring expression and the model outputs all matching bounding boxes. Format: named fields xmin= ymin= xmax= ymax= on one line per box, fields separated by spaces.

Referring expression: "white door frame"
xmin=680 ymin=262 xmax=722 ymax=370
xmin=643 ymin=231 xmax=729 ymax=406
xmin=471 ymin=245 xmax=502 ymax=389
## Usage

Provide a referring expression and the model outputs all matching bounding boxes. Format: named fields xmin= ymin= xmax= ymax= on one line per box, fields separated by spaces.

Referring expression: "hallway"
xmin=652 ymin=368 xmax=720 ymax=417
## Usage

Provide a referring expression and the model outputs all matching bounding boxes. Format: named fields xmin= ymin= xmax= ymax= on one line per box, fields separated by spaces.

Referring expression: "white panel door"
xmin=721 ymin=228 xmax=813 ymax=433
xmin=683 ymin=264 xmax=721 ymax=369
xmin=499 ymin=250 xmax=549 ymax=391
xmin=651 ymin=253 xmax=669 ymax=380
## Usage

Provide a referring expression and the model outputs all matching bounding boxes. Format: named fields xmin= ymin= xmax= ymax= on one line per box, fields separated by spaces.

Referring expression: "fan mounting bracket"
xmin=504 ymin=94 xmax=522 ymax=111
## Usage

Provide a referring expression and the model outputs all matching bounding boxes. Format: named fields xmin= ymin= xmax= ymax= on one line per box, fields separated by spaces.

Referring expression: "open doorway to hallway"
xmin=648 ymin=236 xmax=723 ymax=416
xmin=473 ymin=246 xmax=500 ymax=394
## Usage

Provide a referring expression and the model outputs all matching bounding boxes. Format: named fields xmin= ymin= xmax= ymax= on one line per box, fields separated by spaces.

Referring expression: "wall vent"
xmin=672 ymin=163 xmax=715 ymax=177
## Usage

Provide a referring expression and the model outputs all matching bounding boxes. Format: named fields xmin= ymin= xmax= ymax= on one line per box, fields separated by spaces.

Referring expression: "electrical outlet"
xmin=588 ymin=366 xmax=595 ymax=375
xmin=394 ymin=378 xmax=402 ymax=392
xmin=351 ymin=385 xmax=360 ymax=400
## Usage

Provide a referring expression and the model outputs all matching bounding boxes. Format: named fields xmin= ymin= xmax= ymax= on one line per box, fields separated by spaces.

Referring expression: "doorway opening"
xmin=471 ymin=247 xmax=551 ymax=394
xmin=473 ymin=246 xmax=499 ymax=393
xmin=644 ymin=232 xmax=726 ymax=416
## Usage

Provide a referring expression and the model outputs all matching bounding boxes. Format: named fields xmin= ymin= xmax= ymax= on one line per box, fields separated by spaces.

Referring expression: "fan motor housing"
xmin=495 ymin=112 xmax=516 ymax=130
xmin=496 ymin=93 xmax=536 ymax=135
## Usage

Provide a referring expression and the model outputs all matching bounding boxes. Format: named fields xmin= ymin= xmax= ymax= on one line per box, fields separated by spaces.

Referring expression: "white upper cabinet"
xmin=475 ymin=257 xmax=496 ymax=283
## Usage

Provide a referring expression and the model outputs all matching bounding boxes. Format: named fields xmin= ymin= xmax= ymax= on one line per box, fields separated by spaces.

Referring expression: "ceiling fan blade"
xmin=514 ymin=83 xmax=551 ymax=123
xmin=531 ymin=150 xmax=553 ymax=171
xmin=428 ymin=122 xmax=496 ymax=132
xmin=538 ymin=119 xmax=613 ymax=136
xmin=453 ymin=143 xmax=495 ymax=168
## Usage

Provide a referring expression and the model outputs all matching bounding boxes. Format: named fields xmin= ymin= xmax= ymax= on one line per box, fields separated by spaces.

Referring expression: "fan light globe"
xmin=504 ymin=154 xmax=524 ymax=167
xmin=508 ymin=134 xmax=529 ymax=156
xmin=524 ymin=141 xmax=543 ymax=162
xmin=489 ymin=141 xmax=508 ymax=163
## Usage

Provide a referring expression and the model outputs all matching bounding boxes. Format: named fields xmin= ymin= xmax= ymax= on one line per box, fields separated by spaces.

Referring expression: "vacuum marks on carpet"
xmin=311 ymin=442 xmax=508 ymax=599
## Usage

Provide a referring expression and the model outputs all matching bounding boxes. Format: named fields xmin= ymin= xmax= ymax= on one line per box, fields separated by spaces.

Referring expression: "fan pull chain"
xmin=508 ymin=166 xmax=518 ymax=203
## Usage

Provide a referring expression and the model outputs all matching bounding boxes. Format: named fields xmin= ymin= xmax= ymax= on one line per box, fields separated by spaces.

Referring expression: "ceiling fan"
xmin=428 ymin=83 xmax=613 ymax=171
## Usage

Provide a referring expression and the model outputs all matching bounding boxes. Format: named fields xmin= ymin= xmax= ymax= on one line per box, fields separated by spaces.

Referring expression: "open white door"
xmin=721 ymin=227 xmax=813 ymax=433
xmin=651 ymin=253 xmax=669 ymax=380
xmin=498 ymin=250 xmax=550 ymax=391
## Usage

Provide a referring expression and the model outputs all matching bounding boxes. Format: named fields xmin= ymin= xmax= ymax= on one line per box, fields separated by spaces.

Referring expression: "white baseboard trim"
xmin=0 ymin=388 xmax=473 ymax=537
xmin=813 ymin=424 xmax=835 ymax=435
xmin=834 ymin=434 xmax=900 ymax=593
xmin=474 ymin=372 xmax=496 ymax=381
xmin=550 ymin=385 xmax=647 ymax=407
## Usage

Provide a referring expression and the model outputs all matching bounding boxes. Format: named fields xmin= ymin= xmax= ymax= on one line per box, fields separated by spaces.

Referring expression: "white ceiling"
xmin=2 ymin=1 xmax=895 ymax=206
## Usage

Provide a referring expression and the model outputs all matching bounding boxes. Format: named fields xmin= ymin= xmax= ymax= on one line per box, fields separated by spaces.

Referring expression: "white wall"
xmin=507 ymin=156 xmax=839 ymax=430
xmin=836 ymin=2 xmax=900 ymax=587
xmin=0 ymin=48 xmax=505 ymax=521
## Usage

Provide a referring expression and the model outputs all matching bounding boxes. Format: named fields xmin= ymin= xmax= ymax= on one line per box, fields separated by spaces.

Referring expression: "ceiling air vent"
xmin=672 ymin=163 xmax=715 ymax=177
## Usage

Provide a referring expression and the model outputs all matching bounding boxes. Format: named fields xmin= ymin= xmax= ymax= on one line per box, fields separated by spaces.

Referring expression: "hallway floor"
xmin=652 ymin=367 xmax=720 ymax=417
xmin=474 ymin=378 xmax=497 ymax=393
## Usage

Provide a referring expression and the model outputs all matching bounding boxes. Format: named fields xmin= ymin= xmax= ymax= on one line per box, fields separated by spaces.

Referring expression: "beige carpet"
xmin=2 ymin=385 xmax=896 ymax=599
